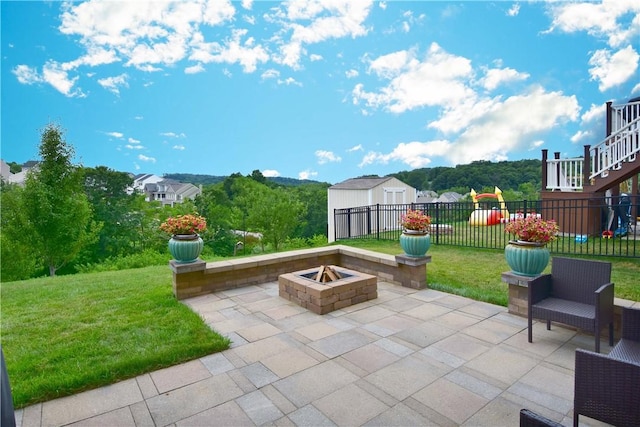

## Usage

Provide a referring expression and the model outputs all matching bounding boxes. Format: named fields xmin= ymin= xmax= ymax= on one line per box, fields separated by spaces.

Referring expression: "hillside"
xmin=163 ymin=173 xmax=328 ymax=187
xmin=390 ymin=159 xmax=542 ymax=192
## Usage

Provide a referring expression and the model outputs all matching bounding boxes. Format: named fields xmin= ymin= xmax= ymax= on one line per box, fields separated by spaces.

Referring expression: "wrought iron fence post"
xmin=376 ymin=204 xmax=380 ymax=240
xmin=435 ymin=202 xmax=440 ymax=245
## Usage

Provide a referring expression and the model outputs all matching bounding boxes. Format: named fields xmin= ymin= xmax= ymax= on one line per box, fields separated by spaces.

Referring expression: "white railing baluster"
xmin=545 ymin=100 xmax=640 ymax=191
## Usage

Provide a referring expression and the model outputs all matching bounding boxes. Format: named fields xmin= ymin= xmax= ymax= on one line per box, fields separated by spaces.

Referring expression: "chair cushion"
xmin=531 ymin=298 xmax=596 ymax=331
xmin=609 ymin=338 xmax=640 ymax=364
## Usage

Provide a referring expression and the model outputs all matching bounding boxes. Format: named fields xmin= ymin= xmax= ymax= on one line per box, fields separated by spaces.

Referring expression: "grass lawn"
xmin=1 ymin=241 xmax=637 ymax=409
xmin=0 ymin=266 xmax=230 ymax=408
xmin=337 ymin=239 xmax=640 ymax=304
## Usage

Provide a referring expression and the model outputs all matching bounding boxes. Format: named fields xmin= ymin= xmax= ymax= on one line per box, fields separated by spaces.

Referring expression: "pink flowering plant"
xmin=504 ymin=216 xmax=559 ymax=244
xmin=400 ymin=209 xmax=431 ymax=232
xmin=160 ymin=214 xmax=207 ymax=236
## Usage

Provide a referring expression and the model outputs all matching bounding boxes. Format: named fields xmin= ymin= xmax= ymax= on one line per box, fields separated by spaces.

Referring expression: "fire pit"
xmin=278 ymin=265 xmax=377 ymax=314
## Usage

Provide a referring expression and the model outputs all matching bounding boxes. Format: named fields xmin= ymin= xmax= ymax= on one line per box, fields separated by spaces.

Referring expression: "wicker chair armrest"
xmin=528 ymin=274 xmax=552 ymax=304
xmin=519 ymin=408 xmax=562 ymax=427
xmin=574 ymin=349 xmax=640 ymax=426
xmin=594 ymin=282 xmax=614 ymax=320
xmin=622 ymin=306 xmax=640 ymax=342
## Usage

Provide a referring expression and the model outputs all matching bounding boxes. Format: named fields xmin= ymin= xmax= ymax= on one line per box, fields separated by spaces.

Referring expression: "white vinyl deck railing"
xmin=545 ymin=100 xmax=640 ymax=191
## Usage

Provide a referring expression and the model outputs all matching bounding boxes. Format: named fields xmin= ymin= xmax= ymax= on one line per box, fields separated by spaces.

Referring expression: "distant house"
xmin=327 ymin=177 xmax=417 ymax=242
xmin=143 ymin=179 xmax=201 ymax=206
xmin=128 ymin=173 xmax=164 ymax=195
xmin=0 ymin=160 xmax=39 ymax=186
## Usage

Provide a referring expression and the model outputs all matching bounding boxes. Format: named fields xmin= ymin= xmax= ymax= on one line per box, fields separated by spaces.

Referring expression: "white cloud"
xmin=15 ymin=0 xmax=237 ymax=95
xmin=309 ymin=54 xmax=323 ymax=61
xmin=347 ymin=144 xmax=363 ymax=152
xmin=173 ymin=145 xmax=186 ymax=150
xmin=42 ymin=61 xmax=83 ymax=97
xmin=12 ymin=65 xmax=41 ymax=84
xmin=571 ymin=130 xmax=593 ymax=144
xmin=588 ymin=45 xmax=640 ymax=92
xmin=262 ymin=169 xmax=280 ymax=177
xmin=125 ymin=144 xmax=144 ymax=150
xmin=480 ymin=67 xmax=529 ymax=91
xmin=546 ymin=0 xmax=640 ymax=91
xmin=138 ymin=154 xmax=156 ymax=163
xmin=128 ymin=137 xmax=140 ymax=144
xmin=185 ymin=63 xmax=205 ymax=74
xmin=507 ymin=4 xmax=520 ymax=17
xmin=298 ymin=169 xmax=318 ymax=180
xmin=315 ymin=150 xmax=342 ymax=164
xmin=261 ymin=69 xmax=280 ymax=79
xmin=97 ymin=73 xmax=129 ymax=95
xmin=278 ymin=77 xmax=302 ymax=86
xmin=354 ymin=43 xmax=475 ymax=114
xmin=581 ymin=103 xmax=605 ymax=123
xmin=241 ymin=0 xmax=253 ymax=10
xmin=106 ymin=131 xmax=124 ymax=138
xmin=270 ymin=1 xmax=373 ymax=69
xmin=359 ymin=87 xmax=579 ymax=169
xmin=190 ymin=28 xmax=269 ymax=73
xmin=161 ymin=132 xmax=186 ymax=138
xmin=345 ymin=69 xmax=359 ymax=78
xmin=529 ymin=140 xmax=544 ymax=150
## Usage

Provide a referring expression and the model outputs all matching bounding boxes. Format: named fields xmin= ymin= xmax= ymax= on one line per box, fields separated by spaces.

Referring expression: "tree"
xmin=0 ymin=182 xmax=41 ymax=280
xmin=21 ymin=123 xmax=100 ymax=276
xmin=81 ymin=166 xmax=136 ymax=262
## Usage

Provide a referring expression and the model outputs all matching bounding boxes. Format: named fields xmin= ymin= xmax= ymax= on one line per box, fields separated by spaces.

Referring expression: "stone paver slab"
xmin=363 ymin=402 xmax=431 ymax=427
xmin=175 ymin=400 xmax=254 ymax=427
xmin=261 ymin=348 xmax=320 ymax=378
xmin=308 ymin=329 xmax=374 ymax=359
xmin=66 ymin=407 xmax=135 ymax=427
xmin=313 ymin=383 xmax=388 ymax=426
xmin=341 ymin=343 xmax=400 ymax=374
xmin=273 ymin=360 xmax=359 ymax=407
xmin=236 ymin=322 xmax=282 ymax=342
xmin=150 ymin=359 xmax=211 ymax=394
xmin=41 ymin=378 xmax=143 ymax=427
xmin=236 ymin=390 xmax=284 ymax=425
xmin=146 ymin=374 xmax=243 ymax=426
xmin=363 ymin=355 xmax=447 ymax=401
xmin=295 ymin=322 xmax=341 ymax=341
xmin=412 ymin=377 xmax=489 ymax=425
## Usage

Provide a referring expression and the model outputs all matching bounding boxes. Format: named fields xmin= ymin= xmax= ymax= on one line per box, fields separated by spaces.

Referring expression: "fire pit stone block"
xmin=278 ymin=265 xmax=377 ymax=314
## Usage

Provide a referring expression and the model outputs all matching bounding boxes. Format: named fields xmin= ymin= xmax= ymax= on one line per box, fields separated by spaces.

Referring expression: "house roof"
xmin=330 ymin=177 xmax=394 ymax=190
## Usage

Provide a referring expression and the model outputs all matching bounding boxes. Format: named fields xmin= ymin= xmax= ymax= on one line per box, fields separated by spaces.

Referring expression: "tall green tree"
xmin=0 ymin=182 xmax=41 ymax=281
xmin=22 ymin=123 xmax=100 ymax=276
xmin=81 ymin=166 xmax=136 ymax=262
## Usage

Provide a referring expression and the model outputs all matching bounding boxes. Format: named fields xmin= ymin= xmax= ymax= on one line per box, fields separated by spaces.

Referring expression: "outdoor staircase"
xmin=543 ymin=99 xmax=640 ymax=193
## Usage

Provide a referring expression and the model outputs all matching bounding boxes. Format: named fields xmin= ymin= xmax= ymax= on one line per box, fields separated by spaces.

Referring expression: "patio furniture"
xmin=573 ymin=306 xmax=640 ymax=427
xmin=528 ymin=257 xmax=614 ymax=353
xmin=519 ymin=409 xmax=563 ymax=427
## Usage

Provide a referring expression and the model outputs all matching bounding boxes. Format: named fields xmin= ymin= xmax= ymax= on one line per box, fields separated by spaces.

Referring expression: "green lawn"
xmin=0 ymin=266 xmax=230 ymax=408
xmin=337 ymin=239 xmax=640 ymax=304
xmin=1 ymin=241 xmax=638 ymax=409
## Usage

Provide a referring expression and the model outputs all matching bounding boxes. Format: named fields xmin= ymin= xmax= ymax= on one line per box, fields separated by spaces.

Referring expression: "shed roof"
xmin=330 ymin=177 xmax=394 ymax=190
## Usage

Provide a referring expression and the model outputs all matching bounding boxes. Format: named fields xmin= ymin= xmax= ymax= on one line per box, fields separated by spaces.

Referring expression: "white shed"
xmin=327 ymin=177 xmax=417 ymax=242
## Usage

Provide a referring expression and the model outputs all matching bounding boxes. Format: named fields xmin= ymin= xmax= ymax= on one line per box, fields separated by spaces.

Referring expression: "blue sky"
xmin=1 ymin=1 xmax=639 ymax=185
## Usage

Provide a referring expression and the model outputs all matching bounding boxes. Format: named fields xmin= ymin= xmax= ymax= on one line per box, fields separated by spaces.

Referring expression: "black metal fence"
xmin=334 ymin=197 xmax=639 ymax=258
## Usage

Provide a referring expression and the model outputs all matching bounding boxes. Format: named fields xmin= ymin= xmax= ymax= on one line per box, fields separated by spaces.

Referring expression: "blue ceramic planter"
xmin=399 ymin=231 xmax=431 ymax=257
xmin=504 ymin=240 xmax=550 ymax=276
xmin=168 ymin=234 xmax=204 ymax=263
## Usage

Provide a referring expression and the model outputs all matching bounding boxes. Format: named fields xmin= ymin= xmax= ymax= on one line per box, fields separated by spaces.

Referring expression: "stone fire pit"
xmin=278 ymin=265 xmax=377 ymax=314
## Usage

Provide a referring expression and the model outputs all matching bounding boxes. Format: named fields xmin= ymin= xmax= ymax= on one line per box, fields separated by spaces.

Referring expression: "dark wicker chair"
xmin=519 ymin=409 xmax=563 ymax=427
xmin=528 ymin=257 xmax=614 ymax=353
xmin=573 ymin=306 xmax=640 ymax=427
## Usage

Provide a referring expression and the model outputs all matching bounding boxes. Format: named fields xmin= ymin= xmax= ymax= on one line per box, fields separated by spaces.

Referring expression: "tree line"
xmin=1 ymin=124 xmax=329 ymax=282
xmin=1 ymin=124 xmax=546 ymax=282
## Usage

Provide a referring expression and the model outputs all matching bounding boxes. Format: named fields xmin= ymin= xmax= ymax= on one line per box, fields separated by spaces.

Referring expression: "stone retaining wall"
xmin=170 ymin=245 xmax=430 ymax=300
